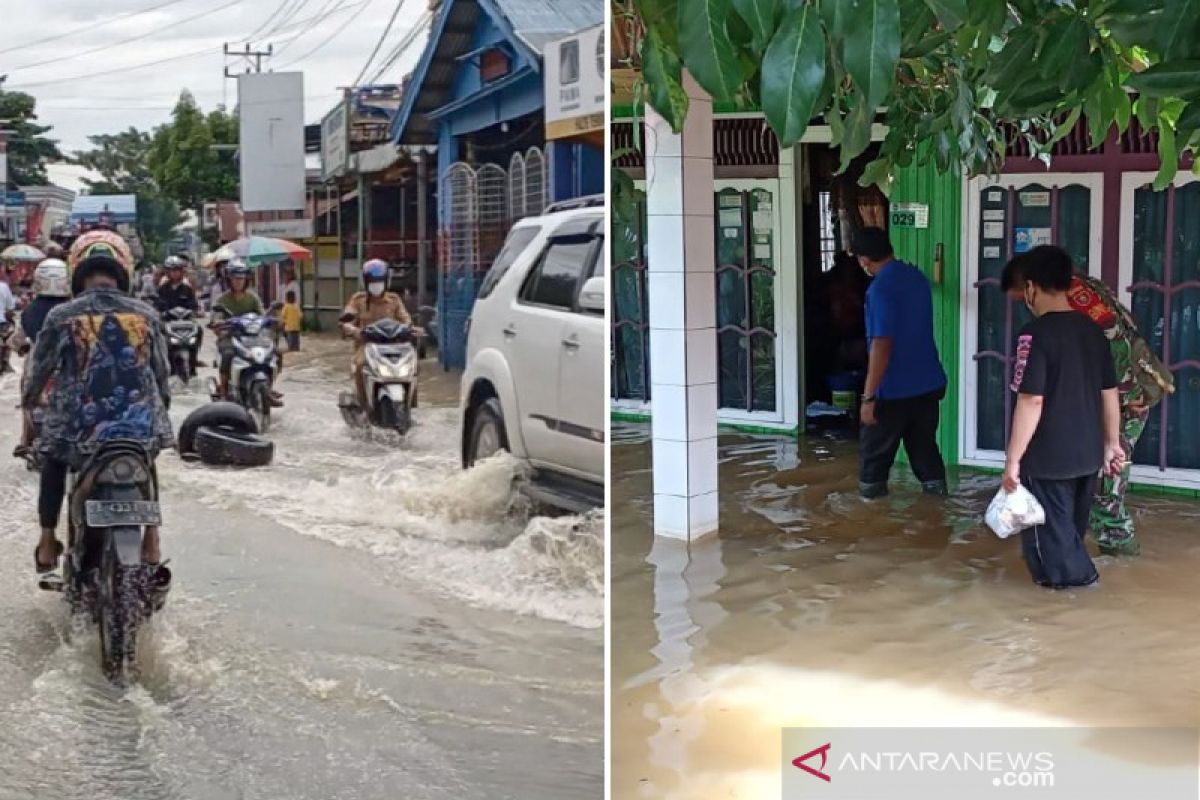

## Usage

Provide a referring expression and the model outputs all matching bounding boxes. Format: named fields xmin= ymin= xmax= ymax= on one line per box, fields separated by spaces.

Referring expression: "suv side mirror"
xmin=578 ymin=276 xmax=605 ymax=314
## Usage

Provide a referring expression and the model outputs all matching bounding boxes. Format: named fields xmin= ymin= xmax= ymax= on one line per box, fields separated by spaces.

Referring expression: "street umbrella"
xmin=211 ymin=236 xmax=310 ymax=266
xmin=1 ymin=244 xmax=45 ymax=262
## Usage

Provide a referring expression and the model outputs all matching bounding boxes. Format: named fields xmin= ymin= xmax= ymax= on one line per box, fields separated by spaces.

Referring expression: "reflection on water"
xmin=611 ymin=422 xmax=1200 ymax=799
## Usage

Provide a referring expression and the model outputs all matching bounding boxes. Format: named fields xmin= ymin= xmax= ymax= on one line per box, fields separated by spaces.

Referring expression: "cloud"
xmin=4 ymin=0 xmax=425 ymax=163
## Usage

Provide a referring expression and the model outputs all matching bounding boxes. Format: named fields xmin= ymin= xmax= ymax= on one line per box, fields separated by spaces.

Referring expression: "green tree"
xmin=148 ymin=91 xmax=239 ymax=214
xmin=0 ymin=78 xmax=63 ymax=185
xmin=629 ymin=0 xmax=1200 ymax=190
xmin=74 ymin=128 xmax=182 ymax=261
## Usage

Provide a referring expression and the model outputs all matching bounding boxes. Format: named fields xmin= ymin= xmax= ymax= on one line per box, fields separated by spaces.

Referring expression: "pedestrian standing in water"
xmin=1000 ymin=254 xmax=1173 ymax=556
xmin=1003 ymin=246 xmax=1124 ymax=589
xmin=852 ymin=227 xmax=949 ymax=498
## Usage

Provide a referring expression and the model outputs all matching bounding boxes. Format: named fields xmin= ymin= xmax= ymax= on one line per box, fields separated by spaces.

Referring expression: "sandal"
xmin=34 ymin=541 xmax=63 ymax=575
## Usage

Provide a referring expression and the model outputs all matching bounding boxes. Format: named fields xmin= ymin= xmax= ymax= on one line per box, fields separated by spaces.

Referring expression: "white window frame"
xmin=959 ymin=172 xmax=1105 ymax=468
xmin=1117 ymin=171 xmax=1200 ymax=490
xmin=713 ymin=177 xmax=794 ymax=427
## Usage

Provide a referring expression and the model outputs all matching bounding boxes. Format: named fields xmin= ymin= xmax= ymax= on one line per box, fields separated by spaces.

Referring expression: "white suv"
xmin=459 ymin=199 xmax=605 ymax=511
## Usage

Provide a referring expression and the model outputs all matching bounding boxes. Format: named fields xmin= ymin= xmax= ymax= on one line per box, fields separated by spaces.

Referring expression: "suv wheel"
xmin=467 ymin=398 xmax=509 ymax=467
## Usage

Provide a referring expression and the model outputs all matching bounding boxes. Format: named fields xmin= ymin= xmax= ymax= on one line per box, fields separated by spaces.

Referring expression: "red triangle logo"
xmin=792 ymin=743 xmax=832 ymax=782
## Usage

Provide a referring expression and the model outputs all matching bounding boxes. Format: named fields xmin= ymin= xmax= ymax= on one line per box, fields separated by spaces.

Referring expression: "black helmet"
xmin=72 ymin=254 xmax=131 ymax=296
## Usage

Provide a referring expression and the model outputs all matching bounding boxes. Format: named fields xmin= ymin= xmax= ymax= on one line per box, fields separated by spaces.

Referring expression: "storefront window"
xmin=1130 ymin=181 xmax=1200 ymax=471
xmin=716 ymin=188 xmax=777 ymax=413
xmin=611 ymin=190 xmax=649 ymax=402
xmin=974 ymin=181 xmax=1091 ymax=452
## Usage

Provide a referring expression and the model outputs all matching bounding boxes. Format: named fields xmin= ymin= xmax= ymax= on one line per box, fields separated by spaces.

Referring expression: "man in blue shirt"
xmin=853 ymin=227 xmax=948 ymax=498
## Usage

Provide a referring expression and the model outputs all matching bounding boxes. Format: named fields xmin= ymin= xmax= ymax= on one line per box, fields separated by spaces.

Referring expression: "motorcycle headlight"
xmin=251 ymin=347 xmax=268 ymax=362
xmin=97 ymin=455 xmax=150 ymax=485
xmin=376 ymin=348 xmax=416 ymax=379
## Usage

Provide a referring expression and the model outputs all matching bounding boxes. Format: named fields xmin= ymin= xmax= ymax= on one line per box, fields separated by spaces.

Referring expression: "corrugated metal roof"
xmin=495 ymin=0 xmax=602 ymax=53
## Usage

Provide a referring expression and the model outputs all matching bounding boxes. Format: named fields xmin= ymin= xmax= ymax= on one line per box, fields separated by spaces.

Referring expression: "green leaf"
xmin=903 ymin=30 xmax=952 ymax=58
xmin=1152 ymin=119 xmax=1177 ymax=190
xmin=841 ymin=0 xmax=901 ymax=109
xmin=732 ymin=0 xmax=781 ymax=54
xmin=1047 ymin=105 xmax=1084 ymax=147
xmin=635 ymin=0 xmax=681 ymax=50
xmin=1126 ymin=61 xmax=1200 ymax=98
xmin=899 ymin=0 xmax=936 ymax=52
xmin=678 ymin=0 xmax=745 ymax=102
xmin=1039 ymin=16 xmax=1091 ymax=87
xmin=1135 ymin=95 xmax=1158 ymax=130
xmin=1084 ymin=90 xmax=1110 ymax=146
xmin=1174 ymin=102 xmax=1200 ymax=150
xmin=761 ymin=2 xmax=827 ymax=147
xmin=858 ymin=156 xmax=894 ymax=193
xmin=1156 ymin=0 xmax=1200 ymax=60
xmin=1062 ymin=49 xmax=1104 ymax=94
xmin=1113 ymin=84 xmax=1133 ymax=135
xmin=642 ymin=26 xmax=690 ymax=131
xmin=838 ymin=91 xmax=875 ymax=172
xmin=821 ymin=0 xmax=853 ymax=40
xmin=923 ymin=0 xmax=967 ymax=31
xmin=1105 ymin=11 xmax=1166 ymax=50
xmin=1002 ymin=78 xmax=1064 ymax=116
xmin=968 ymin=0 xmax=1007 ymax=38
xmin=983 ymin=25 xmax=1039 ymax=96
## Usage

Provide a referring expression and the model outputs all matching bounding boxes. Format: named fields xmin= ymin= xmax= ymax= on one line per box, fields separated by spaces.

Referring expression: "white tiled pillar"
xmin=645 ymin=73 xmax=718 ymax=540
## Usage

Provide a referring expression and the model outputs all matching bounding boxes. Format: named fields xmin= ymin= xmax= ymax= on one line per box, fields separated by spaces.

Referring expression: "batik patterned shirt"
xmin=22 ymin=287 xmax=174 ymax=467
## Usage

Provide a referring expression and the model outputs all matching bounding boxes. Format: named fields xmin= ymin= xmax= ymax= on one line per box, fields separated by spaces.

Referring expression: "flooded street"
xmin=611 ymin=422 xmax=1200 ymax=799
xmin=0 ymin=336 xmax=602 ymax=800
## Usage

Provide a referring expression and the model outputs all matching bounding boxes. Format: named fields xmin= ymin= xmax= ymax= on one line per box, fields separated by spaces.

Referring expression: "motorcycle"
xmin=163 ymin=307 xmax=201 ymax=385
xmin=337 ymin=317 xmax=421 ymax=436
xmin=208 ymin=312 xmax=279 ymax=433
xmin=40 ymin=440 xmax=170 ymax=683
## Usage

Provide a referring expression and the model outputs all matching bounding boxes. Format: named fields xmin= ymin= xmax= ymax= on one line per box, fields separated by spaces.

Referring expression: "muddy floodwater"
xmin=611 ymin=422 xmax=1200 ymax=799
xmin=0 ymin=335 xmax=602 ymax=800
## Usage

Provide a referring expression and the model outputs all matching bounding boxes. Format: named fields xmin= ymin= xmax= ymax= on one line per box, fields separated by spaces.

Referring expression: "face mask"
xmin=1024 ymin=285 xmax=1038 ymax=316
xmin=368 ymin=282 xmax=385 ymax=297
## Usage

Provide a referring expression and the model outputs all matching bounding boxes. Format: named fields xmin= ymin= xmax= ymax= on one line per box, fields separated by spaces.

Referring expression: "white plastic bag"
xmin=985 ymin=485 xmax=1046 ymax=538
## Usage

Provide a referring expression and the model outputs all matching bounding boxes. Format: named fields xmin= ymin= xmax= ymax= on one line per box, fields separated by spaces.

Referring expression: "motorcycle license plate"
xmin=85 ymin=500 xmax=161 ymax=527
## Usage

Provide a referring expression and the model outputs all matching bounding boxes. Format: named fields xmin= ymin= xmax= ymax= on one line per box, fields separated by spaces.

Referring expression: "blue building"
xmin=390 ymin=0 xmax=603 ymax=369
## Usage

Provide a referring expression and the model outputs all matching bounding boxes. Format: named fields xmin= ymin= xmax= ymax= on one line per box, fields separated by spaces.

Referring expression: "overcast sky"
xmin=1 ymin=0 xmax=427 ymax=188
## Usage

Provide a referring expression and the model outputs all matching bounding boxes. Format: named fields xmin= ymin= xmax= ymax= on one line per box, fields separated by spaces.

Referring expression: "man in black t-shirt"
xmin=1003 ymin=246 xmax=1124 ymax=589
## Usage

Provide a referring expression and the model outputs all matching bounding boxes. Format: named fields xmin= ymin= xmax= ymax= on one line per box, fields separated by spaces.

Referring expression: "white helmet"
xmin=33 ymin=258 xmax=71 ymax=298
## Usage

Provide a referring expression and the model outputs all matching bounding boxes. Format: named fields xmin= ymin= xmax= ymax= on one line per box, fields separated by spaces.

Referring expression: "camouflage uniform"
xmin=1066 ymin=276 xmax=1174 ymax=554
xmin=22 ymin=287 xmax=175 ymax=469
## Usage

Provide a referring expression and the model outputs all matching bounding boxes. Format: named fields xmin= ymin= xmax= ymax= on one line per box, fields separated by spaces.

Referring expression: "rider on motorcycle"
xmin=341 ymin=260 xmax=414 ymax=410
xmin=22 ymin=234 xmax=174 ymax=575
xmin=211 ymin=259 xmax=283 ymax=406
xmin=156 ymin=255 xmax=202 ymax=372
xmin=11 ymin=259 xmax=72 ymax=461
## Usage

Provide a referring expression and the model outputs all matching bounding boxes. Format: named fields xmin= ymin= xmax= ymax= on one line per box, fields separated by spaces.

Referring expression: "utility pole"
xmin=223 ymin=43 xmax=274 ymax=77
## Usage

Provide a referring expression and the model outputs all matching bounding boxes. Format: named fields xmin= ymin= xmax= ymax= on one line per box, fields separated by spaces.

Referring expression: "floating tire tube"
xmin=177 ymin=401 xmax=258 ymax=455
xmin=193 ymin=425 xmax=274 ymax=468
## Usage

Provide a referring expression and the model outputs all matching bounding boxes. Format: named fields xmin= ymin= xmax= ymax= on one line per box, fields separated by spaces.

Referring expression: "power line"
xmin=353 ymin=0 xmax=406 ymax=86
xmin=280 ymin=0 xmax=375 ymax=68
xmin=0 ymin=0 xmax=192 ymax=57
xmin=272 ymin=0 xmax=342 ymax=54
xmin=8 ymin=0 xmax=245 ymax=73
xmin=241 ymin=0 xmax=294 ymax=42
xmin=265 ymin=0 xmax=315 ymax=38
xmin=368 ymin=10 xmax=431 ymax=84
xmin=9 ymin=1 xmax=358 ymax=91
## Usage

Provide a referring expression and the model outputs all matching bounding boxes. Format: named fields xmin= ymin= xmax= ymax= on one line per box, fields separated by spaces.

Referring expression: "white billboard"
xmin=238 ymin=72 xmax=306 ymax=212
xmin=544 ymin=25 xmax=605 ymax=140
xmin=321 ymin=99 xmax=349 ymax=181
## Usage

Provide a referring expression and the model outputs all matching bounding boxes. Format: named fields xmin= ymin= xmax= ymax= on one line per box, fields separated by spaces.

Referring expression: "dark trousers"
xmin=859 ymin=387 xmax=947 ymax=486
xmin=1020 ymin=474 xmax=1100 ymax=588
xmin=286 ymin=332 xmax=300 ymax=352
xmin=39 ymin=457 xmax=69 ymax=530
